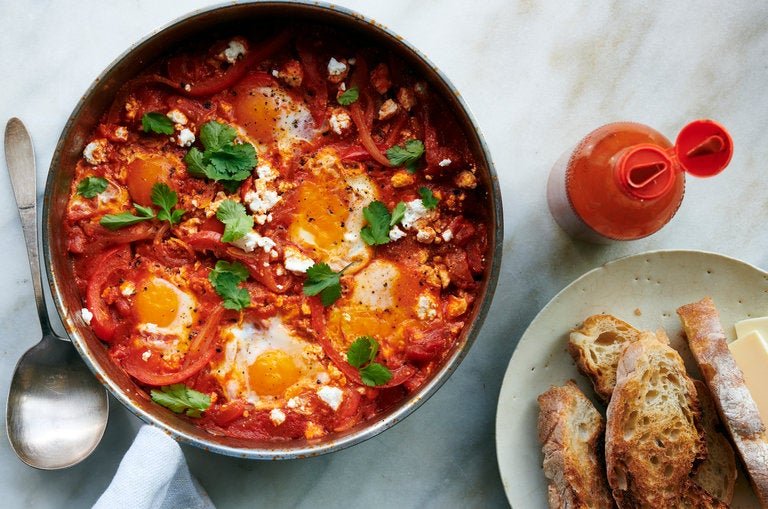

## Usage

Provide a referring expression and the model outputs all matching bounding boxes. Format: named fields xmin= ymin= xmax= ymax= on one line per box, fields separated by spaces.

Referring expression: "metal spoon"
xmin=4 ymin=118 xmax=109 ymax=469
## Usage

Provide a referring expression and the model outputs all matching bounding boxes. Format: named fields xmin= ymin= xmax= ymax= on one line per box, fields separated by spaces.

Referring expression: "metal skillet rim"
xmin=42 ymin=0 xmax=504 ymax=460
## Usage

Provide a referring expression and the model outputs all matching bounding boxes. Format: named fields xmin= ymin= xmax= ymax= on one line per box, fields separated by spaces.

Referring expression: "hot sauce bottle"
xmin=547 ymin=120 xmax=733 ymax=243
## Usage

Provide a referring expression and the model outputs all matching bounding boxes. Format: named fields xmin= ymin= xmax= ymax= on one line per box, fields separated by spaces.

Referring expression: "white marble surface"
xmin=1 ymin=1 xmax=768 ymax=507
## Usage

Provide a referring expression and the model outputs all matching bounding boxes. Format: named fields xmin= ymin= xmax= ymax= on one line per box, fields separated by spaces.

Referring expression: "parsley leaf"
xmin=208 ymin=260 xmax=250 ymax=310
xmin=151 ymin=183 xmax=185 ymax=227
xmin=418 ymin=187 xmax=439 ymax=209
xmin=360 ymin=201 xmax=405 ymax=246
xmin=200 ymin=121 xmax=237 ymax=152
xmin=150 ymin=384 xmax=211 ymax=417
xmin=390 ymin=201 xmax=406 ymax=226
xmin=183 ymin=120 xmax=257 ymax=192
xmin=216 ymin=200 xmax=253 ymax=242
xmin=303 ymin=262 xmax=351 ymax=306
xmin=76 ymin=176 xmax=108 ymax=198
xmin=337 ymin=86 xmax=359 ymax=106
xmin=141 ymin=112 xmax=175 ymax=135
xmin=347 ymin=336 xmax=378 ymax=368
xmin=346 ymin=336 xmax=392 ymax=386
xmin=100 ymin=204 xmax=155 ymax=230
xmin=386 ymin=139 xmax=425 ymax=173
xmin=360 ymin=363 xmax=393 ymax=387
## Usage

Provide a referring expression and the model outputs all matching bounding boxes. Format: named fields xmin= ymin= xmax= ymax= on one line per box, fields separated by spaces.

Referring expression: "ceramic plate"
xmin=496 ymin=250 xmax=766 ymax=508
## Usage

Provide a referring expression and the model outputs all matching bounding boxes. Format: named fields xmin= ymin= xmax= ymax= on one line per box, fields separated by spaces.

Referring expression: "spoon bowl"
xmin=4 ymin=117 xmax=109 ymax=469
xmin=7 ymin=335 xmax=109 ymax=469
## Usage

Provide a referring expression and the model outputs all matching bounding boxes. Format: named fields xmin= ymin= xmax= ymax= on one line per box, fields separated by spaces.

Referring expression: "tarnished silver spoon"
xmin=4 ymin=117 xmax=109 ymax=469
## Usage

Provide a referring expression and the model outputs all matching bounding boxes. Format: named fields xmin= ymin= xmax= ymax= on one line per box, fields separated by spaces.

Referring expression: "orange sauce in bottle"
xmin=547 ymin=120 xmax=732 ymax=243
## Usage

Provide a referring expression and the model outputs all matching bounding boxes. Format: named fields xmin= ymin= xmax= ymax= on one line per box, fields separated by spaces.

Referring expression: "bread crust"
xmin=605 ymin=334 xmax=705 ymax=508
xmin=568 ymin=315 xmax=646 ymax=401
xmin=537 ymin=381 xmax=615 ymax=509
xmin=692 ymin=380 xmax=737 ymax=504
xmin=677 ymin=297 xmax=768 ymax=508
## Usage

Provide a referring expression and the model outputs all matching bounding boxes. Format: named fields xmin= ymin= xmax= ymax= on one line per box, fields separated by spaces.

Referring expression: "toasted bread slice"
xmin=605 ymin=333 xmax=705 ymax=508
xmin=680 ymin=480 xmax=730 ymax=508
xmin=692 ymin=380 xmax=737 ymax=504
xmin=678 ymin=298 xmax=768 ymax=508
xmin=537 ymin=381 xmax=615 ymax=509
xmin=568 ymin=315 xmax=646 ymax=401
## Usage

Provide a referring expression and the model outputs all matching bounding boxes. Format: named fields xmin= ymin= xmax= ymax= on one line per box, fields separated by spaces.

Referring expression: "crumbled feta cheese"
xmin=271 ymin=69 xmax=279 ymax=78
xmin=327 ymin=57 xmax=347 ymax=76
xmin=339 ymin=82 xmax=346 ymax=91
xmin=438 ymin=158 xmax=452 ymax=167
xmin=244 ymin=188 xmax=281 ymax=224
xmin=269 ymin=408 xmax=286 ymax=426
xmin=113 ymin=126 xmax=128 ymax=141
xmin=416 ymin=227 xmax=436 ymax=244
xmin=232 ymin=231 xmax=277 ymax=253
xmin=222 ymin=40 xmax=247 ymax=64
xmin=389 ymin=225 xmax=407 ymax=241
xmin=401 ymin=199 xmax=431 ymax=229
xmin=141 ymin=350 xmax=152 ymax=362
xmin=120 ymin=281 xmax=136 ymax=296
xmin=81 ymin=308 xmax=93 ymax=325
xmin=256 ymin=163 xmax=278 ymax=181
xmin=317 ymin=386 xmax=344 ymax=411
xmin=286 ymin=396 xmax=310 ymax=414
xmin=183 ymin=83 xmax=192 ymax=92
xmin=316 ymin=372 xmax=330 ymax=384
xmin=166 ymin=109 xmax=188 ymax=125
xmin=347 ymin=57 xmax=357 ymax=65
xmin=283 ymin=247 xmax=314 ymax=274
xmin=176 ymin=128 xmax=195 ymax=147
xmin=441 ymin=229 xmax=453 ymax=242
xmin=83 ymin=139 xmax=108 ymax=165
xmin=416 ymin=294 xmax=438 ymax=320
xmin=329 ymin=111 xmax=352 ymax=135
xmin=378 ymin=99 xmax=398 ymax=121
xmin=343 ymin=232 xmax=358 ymax=243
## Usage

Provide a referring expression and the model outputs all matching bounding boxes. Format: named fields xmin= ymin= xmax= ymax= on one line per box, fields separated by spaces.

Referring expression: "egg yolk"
xmin=126 ymin=156 xmax=172 ymax=206
xmin=234 ymin=88 xmax=279 ymax=143
xmin=135 ymin=280 xmax=180 ymax=328
xmin=289 ymin=175 xmax=349 ymax=255
xmin=248 ymin=350 xmax=301 ymax=396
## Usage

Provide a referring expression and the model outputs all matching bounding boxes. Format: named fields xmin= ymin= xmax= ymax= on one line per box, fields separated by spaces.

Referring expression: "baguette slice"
xmin=605 ymin=333 xmax=705 ymax=508
xmin=678 ymin=297 xmax=768 ymax=508
xmin=537 ymin=381 xmax=615 ymax=509
xmin=692 ymin=380 xmax=737 ymax=504
xmin=568 ymin=315 xmax=646 ymax=401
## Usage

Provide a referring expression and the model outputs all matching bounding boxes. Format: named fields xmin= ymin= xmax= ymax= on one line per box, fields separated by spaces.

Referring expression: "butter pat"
xmin=734 ymin=316 xmax=768 ymax=340
xmin=728 ymin=330 xmax=768 ymax=427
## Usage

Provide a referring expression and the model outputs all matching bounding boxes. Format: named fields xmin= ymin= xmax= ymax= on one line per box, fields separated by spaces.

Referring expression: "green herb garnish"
xmin=150 ymin=384 xmax=211 ymax=417
xmin=99 ymin=204 xmax=155 ymax=230
xmin=184 ymin=120 xmax=257 ymax=192
xmin=99 ymin=182 xmax=183 ymax=230
xmin=141 ymin=112 xmax=175 ymax=135
xmin=337 ymin=86 xmax=359 ymax=106
xmin=386 ymin=139 xmax=424 ymax=173
xmin=76 ymin=176 xmax=108 ymax=198
xmin=346 ymin=336 xmax=392 ymax=387
xmin=208 ymin=260 xmax=250 ymax=311
xmin=303 ymin=262 xmax=351 ymax=306
xmin=151 ymin=183 xmax=185 ymax=227
xmin=418 ymin=187 xmax=439 ymax=209
xmin=216 ymin=199 xmax=254 ymax=243
xmin=360 ymin=200 xmax=406 ymax=246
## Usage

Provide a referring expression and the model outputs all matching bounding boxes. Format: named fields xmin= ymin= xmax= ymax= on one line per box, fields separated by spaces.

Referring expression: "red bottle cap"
xmin=616 ymin=119 xmax=733 ymax=200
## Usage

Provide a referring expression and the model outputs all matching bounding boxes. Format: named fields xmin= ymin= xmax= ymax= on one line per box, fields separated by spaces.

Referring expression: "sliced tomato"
xmin=123 ymin=305 xmax=224 ymax=386
xmin=444 ymin=250 xmax=475 ymax=289
xmin=85 ymin=246 xmax=132 ymax=341
xmin=168 ymin=31 xmax=292 ymax=98
xmin=295 ymin=37 xmax=328 ymax=123
xmin=404 ymin=322 xmax=452 ymax=363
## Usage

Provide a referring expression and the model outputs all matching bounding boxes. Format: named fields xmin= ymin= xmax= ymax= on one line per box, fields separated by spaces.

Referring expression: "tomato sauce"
xmin=64 ymin=26 xmax=490 ymax=441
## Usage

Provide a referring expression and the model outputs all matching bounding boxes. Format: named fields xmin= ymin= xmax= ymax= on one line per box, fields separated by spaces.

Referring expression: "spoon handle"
xmin=4 ymin=118 xmax=52 ymax=335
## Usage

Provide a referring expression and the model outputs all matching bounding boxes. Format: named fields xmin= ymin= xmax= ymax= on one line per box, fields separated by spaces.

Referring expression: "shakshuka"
xmin=65 ymin=27 xmax=490 ymax=441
